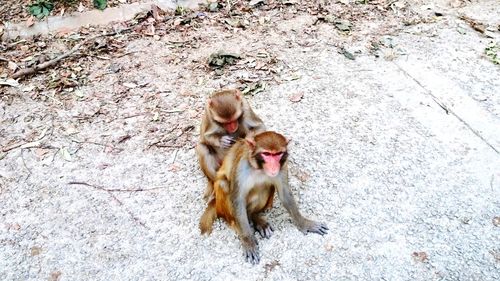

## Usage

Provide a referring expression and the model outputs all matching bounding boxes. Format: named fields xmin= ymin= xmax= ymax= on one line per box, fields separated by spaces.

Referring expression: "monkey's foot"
xmin=241 ymin=236 xmax=260 ymax=264
xmin=299 ymin=219 xmax=329 ymax=236
xmin=244 ymin=247 xmax=260 ymax=265
xmin=252 ymin=216 xmax=274 ymax=239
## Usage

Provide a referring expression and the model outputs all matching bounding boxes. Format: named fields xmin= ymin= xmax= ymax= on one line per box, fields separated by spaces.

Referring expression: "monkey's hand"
xmin=298 ymin=219 xmax=329 ymax=236
xmin=220 ymin=136 xmax=236 ymax=149
xmin=241 ymin=236 xmax=260 ymax=264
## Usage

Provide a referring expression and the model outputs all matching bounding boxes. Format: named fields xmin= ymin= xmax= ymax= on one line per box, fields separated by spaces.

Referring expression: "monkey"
xmin=199 ymin=131 xmax=328 ymax=264
xmin=196 ymin=89 xmax=265 ymax=201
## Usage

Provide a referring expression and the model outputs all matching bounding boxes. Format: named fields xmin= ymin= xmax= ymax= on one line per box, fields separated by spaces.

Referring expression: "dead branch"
xmin=68 ymin=181 xmax=151 ymax=229
xmin=12 ymin=30 xmax=128 ymax=80
xmin=2 ymin=127 xmax=50 ymax=152
xmin=12 ymin=39 xmax=90 ymax=79
xmin=68 ymin=181 xmax=167 ymax=192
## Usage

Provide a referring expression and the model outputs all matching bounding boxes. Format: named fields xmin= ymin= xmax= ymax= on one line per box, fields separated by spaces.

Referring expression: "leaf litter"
xmin=1 ymin=0 xmax=438 ymax=159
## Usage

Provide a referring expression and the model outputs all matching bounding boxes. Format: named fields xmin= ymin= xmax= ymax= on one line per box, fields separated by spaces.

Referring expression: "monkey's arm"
xmin=232 ymin=184 xmax=260 ymax=264
xmin=245 ymin=116 xmax=266 ymax=136
xmin=276 ymin=169 xmax=329 ymax=235
xmin=202 ymin=131 xmax=224 ymax=147
xmin=242 ymin=102 xmax=266 ymax=135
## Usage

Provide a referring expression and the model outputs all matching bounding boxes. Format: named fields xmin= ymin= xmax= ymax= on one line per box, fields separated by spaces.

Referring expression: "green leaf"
xmin=29 ymin=5 xmax=42 ymax=16
xmin=42 ymin=7 xmax=50 ymax=17
xmin=94 ymin=0 xmax=107 ymax=10
xmin=28 ymin=1 xmax=54 ymax=19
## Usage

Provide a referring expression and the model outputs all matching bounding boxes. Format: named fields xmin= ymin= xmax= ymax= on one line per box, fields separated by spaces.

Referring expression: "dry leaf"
xmin=167 ymin=164 xmax=180 ymax=172
xmin=49 ymin=271 xmax=62 ymax=281
xmin=151 ymin=5 xmax=163 ymax=21
xmin=8 ymin=61 xmax=18 ymax=72
xmin=97 ymin=163 xmax=111 ymax=170
xmin=123 ymin=82 xmax=137 ymax=89
xmin=104 ymin=146 xmax=114 ymax=154
xmin=34 ymin=148 xmax=50 ymax=159
xmin=289 ymin=92 xmax=304 ymax=102
xmin=412 ymin=251 xmax=428 ymax=263
xmin=26 ymin=17 xmax=35 ymax=27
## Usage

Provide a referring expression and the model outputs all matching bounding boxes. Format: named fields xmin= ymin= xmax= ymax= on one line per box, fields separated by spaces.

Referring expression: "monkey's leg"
xmin=251 ymin=213 xmax=274 ymax=239
xmin=199 ymin=199 xmax=217 ymax=235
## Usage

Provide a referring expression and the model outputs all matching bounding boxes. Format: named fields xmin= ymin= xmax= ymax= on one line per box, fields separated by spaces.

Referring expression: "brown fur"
xmin=196 ymin=89 xmax=265 ymax=200
xmin=199 ymin=131 xmax=328 ymax=264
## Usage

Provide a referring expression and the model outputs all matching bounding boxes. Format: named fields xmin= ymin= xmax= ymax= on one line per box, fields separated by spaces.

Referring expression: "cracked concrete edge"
xmin=1 ymin=0 xmax=204 ymax=41
xmin=394 ymin=60 xmax=500 ymax=154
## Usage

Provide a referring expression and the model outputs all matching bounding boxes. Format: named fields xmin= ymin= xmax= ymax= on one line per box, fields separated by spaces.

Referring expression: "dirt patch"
xmin=0 ymin=1 xmax=428 ymax=149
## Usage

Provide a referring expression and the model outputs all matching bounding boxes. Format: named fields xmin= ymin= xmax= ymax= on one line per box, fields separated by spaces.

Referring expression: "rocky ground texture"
xmin=0 ymin=0 xmax=499 ymax=280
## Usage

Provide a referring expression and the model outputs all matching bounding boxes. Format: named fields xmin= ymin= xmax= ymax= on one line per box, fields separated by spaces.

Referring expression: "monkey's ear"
xmin=285 ymin=138 xmax=291 ymax=144
xmin=207 ymin=98 xmax=213 ymax=107
xmin=234 ymin=90 xmax=242 ymax=101
xmin=245 ymin=138 xmax=255 ymax=149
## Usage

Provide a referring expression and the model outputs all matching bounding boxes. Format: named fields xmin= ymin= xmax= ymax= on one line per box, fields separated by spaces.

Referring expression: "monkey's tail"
xmin=199 ymin=199 xmax=217 ymax=235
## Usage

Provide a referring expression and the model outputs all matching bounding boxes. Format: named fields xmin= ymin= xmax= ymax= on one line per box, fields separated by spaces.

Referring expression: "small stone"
xmin=30 ymin=246 xmax=42 ymax=256
xmin=492 ymin=216 xmax=500 ymax=227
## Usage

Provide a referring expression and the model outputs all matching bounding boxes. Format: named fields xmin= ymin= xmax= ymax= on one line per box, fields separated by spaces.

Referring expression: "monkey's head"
xmin=208 ymin=89 xmax=243 ymax=134
xmin=247 ymin=131 xmax=289 ymax=177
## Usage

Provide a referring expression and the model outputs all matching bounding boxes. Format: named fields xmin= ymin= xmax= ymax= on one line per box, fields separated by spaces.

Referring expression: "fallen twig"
xmin=147 ymin=124 xmax=180 ymax=148
xmin=12 ymin=38 xmax=90 ymax=79
xmin=2 ymin=127 xmax=49 ymax=152
xmin=459 ymin=15 xmax=486 ymax=34
xmin=160 ymin=109 xmax=185 ymax=114
xmin=70 ymin=139 xmax=124 ymax=153
xmin=115 ymin=51 xmax=141 ymax=58
xmin=68 ymin=181 xmax=167 ymax=192
xmin=68 ymin=181 xmax=151 ymax=229
xmin=6 ymin=39 xmax=27 ymax=49
xmin=20 ymin=149 xmax=32 ymax=176
xmin=68 ymin=181 xmax=174 ymax=230
xmin=12 ymin=30 xmax=128 ymax=80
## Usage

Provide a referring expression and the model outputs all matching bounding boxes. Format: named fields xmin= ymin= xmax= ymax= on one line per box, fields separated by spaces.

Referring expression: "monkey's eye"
xmin=261 ymin=152 xmax=271 ymax=157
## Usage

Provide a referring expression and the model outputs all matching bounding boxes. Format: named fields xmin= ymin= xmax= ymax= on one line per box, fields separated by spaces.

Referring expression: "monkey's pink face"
xmin=261 ymin=152 xmax=284 ymax=177
xmin=223 ymin=120 xmax=239 ymax=134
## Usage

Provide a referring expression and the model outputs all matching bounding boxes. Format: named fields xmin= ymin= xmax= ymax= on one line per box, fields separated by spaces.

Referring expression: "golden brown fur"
xmin=199 ymin=131 xmax=328 ymax=264
xmin=196 ymin=89 xmax=265 ymax=200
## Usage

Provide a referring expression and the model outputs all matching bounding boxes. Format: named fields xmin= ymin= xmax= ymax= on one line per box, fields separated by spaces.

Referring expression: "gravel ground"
xmin=1 ymin=0 xmax=499 ymax=280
